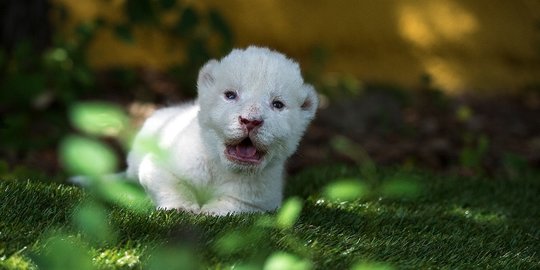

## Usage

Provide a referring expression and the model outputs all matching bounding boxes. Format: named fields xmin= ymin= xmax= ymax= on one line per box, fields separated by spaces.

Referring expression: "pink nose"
xmin=239 ymin=116 xmax=263 ymax=131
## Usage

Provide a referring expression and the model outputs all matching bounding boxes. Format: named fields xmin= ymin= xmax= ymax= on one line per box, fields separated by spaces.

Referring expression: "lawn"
xmin=1 ymin=165 xmax=539 ymax=269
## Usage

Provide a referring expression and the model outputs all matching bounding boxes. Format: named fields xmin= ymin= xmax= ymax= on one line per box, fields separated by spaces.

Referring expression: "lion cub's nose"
xmin=239 ymin=116 xmax=264 ymax=131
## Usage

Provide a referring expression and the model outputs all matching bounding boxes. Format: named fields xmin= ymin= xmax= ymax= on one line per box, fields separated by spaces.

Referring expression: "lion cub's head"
xmin=197 ymin=46 xmax=318 ymax=172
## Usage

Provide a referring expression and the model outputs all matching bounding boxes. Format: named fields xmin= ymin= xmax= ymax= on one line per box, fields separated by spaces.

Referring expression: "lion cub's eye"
xmin=272 ymin=100 xmax=285 ymax=110
xmin=224 ymin=91 xmax=237 ymax=100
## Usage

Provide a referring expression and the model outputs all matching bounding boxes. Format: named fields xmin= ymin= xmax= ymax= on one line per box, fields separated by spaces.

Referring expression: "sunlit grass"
xmin=1 ymin=166 xmax=539 ymax=269
xmin=93 ymin=247 xmax=142 ymax=269
xmin=2 ymin=100 xmax=539 ymax=269
xmin=0 ymin=252 xmax=33 ymax=270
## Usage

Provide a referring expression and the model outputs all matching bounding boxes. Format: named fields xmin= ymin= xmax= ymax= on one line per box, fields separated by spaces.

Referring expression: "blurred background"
xmin=1 ymin=0 xmax=539 ymax=180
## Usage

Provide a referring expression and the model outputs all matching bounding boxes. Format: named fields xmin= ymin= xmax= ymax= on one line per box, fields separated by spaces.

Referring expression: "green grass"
xmin=1 ymin=166 xmax=539 ymax=269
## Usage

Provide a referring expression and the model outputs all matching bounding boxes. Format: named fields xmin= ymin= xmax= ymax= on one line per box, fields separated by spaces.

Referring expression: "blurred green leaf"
xmin=147 ymin=246 xmax=199 ymax=270
xmin=215 ymin=231 xmax=246 ymax=255
xmin=33 ymin=235 xmax=94 ymax=270
xmin=97 ymin=178 xmax=152 ymax=213
xmin=264 ymin=252 xmax=311 ymax=270
xmin=132 ymin=136 xmax=169 ymax=162
xmin=276 ymin=197 xmax=303 ymax=229
xmin=73 ymin=202 xmax=117 ymax=244
xmin=59 ymin=135 xmax=118 ymax=176
xmin=324 ymin=179 xmax=368 ymax=202
xmin=380 ymin=176 xmax=422 ymax=199
xmin=215 ymin=228 xmax=265 ymax=255
xmin=48 ymin=48 xmax=68 ymax=62
xmin=256 ymin=215 xmax=276 ymax=228
xmin=70 ymin=102 xmax=129 ymax=137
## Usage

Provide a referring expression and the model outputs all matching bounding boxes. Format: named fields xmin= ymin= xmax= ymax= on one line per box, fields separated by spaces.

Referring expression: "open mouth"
xmin=225 ymin=137 xmax=264 ymax=165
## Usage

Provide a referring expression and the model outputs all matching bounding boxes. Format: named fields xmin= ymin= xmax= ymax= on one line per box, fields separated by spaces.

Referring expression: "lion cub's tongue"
xmin=236 ymin=144 xmax=257 ymax=158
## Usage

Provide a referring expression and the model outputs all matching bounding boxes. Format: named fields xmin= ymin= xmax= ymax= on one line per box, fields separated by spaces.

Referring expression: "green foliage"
xmin=72 ymin=202 xmax=117 ymax=245
xmin=34 ymin=100 xmax=150 ymax=269
xmin=61 ymin=100 xmax=151 ymax=212
xmin=94 ymin=179 xmax=152 ymax=213
xmin=69 ymin=102 xmax=129 ymax=137
xmin=59 ymin=135 xmax=118 ymax=176
xmin=379 ymin=173 xmax=422 ymax=199
xmin=328 ymin=135 xmax=423 ymax=203
xmin=276 ymin=197 xmax=303 ymax=229
xmin=323 ymin=179 xmax=369 ymax=202
xmin=146 ymin=246 xmax=200 ymax=270
xmin=0 ymin=20 xmax=96 ymax=157
xmin=0 ymin=1 xmax=234 ymax=168
xmin=32 ymin=234 xmax=94 ymax=270
xmin=115 ymin=0 xmax=234 ymax=96
xmin=3 ymin=3 xmax=539 ymax=269
xmin=264 ymin=252 xmax=312 ymax=270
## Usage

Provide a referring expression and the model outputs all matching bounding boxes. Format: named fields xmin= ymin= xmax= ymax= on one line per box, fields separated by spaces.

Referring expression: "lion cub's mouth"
xmin=225 ymin=137 xmax=264 ymax=165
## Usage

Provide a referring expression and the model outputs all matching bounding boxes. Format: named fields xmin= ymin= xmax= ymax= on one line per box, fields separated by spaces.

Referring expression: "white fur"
xmin=126 ymin=46 xmax=318 ymax=215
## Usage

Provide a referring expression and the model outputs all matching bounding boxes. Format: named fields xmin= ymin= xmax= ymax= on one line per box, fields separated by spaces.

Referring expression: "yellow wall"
xmin=56 ymin=0 xmax=540 ymax=93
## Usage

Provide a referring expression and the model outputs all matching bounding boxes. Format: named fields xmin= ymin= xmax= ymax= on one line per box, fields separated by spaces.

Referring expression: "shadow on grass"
xmin=296 ymin=200 xmax=538 ymax=269
xmin=284 ymin=165 xmax=539 ymax=268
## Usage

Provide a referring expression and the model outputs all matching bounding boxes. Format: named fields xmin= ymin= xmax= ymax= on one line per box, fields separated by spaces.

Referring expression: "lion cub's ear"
xmin=197 ymin=59 xmax=219 ymax=90
xmin=301 ymin=84 xmax=319 ymax=120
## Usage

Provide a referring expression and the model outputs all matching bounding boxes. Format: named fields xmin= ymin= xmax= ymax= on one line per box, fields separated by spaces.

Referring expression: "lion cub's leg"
xmin=138 ymin=155 xmax=200 ymax=213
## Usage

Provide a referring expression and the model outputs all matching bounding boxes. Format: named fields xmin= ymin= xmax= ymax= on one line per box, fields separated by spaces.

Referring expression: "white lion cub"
xmin=126 ymin=46 xmax=318 ymax=215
